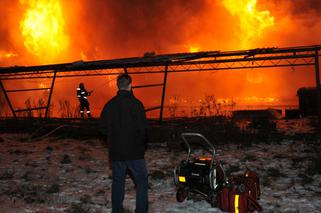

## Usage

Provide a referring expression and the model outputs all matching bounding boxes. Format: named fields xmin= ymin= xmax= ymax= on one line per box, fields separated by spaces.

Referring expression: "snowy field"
xmin=0 ymin=119 xmax=321 ymax=213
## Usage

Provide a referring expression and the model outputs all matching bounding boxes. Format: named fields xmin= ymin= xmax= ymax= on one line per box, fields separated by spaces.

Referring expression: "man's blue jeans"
xmin=111 ymin=159 xmax=148 ymax=213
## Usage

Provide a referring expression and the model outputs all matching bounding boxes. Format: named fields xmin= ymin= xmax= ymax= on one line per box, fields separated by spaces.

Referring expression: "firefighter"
xmin=77 ymin=83 xmax=92 ymax=118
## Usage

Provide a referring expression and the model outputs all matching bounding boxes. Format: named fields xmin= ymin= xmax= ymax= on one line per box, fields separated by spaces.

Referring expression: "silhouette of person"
xmin=76 ymin=83 xmax=92 ymax=118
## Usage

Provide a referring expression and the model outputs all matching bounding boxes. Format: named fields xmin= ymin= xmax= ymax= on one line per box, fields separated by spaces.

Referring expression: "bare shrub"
xmin=24 ymin=98 xmax=33 ymax=118
xmin=36 ymin=98 xmax=46 ymax=118
xmin=168 ymin=95 xmax=179 ymax=118
xmin=59 ymin=99 xmax=73 ymax=118
xmin=0 ymin=91 xmax=11 ymax=118
xmin=194 ymin=94 xmax=235 ymax=117
xmin=73 ymin=103 xmax=81 ymax=118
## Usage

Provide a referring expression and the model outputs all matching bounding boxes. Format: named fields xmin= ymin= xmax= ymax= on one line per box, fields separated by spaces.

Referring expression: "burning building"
xmin=0 ymin=0 xmax=321 ymax=118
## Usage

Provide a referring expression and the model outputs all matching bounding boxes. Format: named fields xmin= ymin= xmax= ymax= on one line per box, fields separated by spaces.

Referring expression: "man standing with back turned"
xmin=99 ymin=74 xmax=148 ymax=213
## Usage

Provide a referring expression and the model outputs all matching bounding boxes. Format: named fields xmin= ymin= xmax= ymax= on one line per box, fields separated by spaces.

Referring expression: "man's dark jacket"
xmin=99 ymin=90 xmax=147 ymax=161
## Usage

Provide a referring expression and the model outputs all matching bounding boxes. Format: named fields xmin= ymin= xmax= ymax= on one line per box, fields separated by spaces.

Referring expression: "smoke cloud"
xmin=68 ymin=0 xmax=229 ymax=59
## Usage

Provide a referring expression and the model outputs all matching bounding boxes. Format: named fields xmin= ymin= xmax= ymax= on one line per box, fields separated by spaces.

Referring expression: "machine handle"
xmin=181 ymin=133 xmax=216 ymax=166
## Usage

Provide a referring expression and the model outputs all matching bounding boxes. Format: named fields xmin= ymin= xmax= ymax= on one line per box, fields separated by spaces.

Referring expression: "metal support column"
xmin=315 ymin=48 xmax=321 ymax=125
xmin=159 ymin=65 xmax=168 ymax=124
xmin=45 ymin=71 xmax=57 ymax=118
xmin=0 ymin=80 xmax=16 ymax=119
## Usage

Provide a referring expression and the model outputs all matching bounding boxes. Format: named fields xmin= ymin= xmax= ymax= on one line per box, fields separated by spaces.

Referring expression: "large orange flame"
xmin=222 ymin=0 xmax=274 ymax=48
xmin=222 ymin=0 xmax=275 ymax=87
xmin=20 ymin=0 xmax=69 ymax=63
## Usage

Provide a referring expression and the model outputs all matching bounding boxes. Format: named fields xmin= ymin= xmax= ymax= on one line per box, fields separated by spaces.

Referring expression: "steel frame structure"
xmin=0 ymin=45 xmax=320 ymax=123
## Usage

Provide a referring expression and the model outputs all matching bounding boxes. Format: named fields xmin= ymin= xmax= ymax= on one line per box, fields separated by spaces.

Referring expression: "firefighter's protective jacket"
xmin=77 ymin=87 xmax=90 ymax=100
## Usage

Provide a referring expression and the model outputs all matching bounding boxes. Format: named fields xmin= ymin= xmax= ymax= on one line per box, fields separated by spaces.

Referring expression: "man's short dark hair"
xmin=117 ymin=73 xmax=132 ymax=90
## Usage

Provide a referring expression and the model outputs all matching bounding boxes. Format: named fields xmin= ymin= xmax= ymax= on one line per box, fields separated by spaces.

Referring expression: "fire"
xmin=189 ymin=46 xmax=200 ymax=53
xmin=237 ymin=96 xmax=278 ymax=104
xmin=222 ymin=0 xmax=274 ymax=89
xmin=0 ymin=51 xmax=18 ymax=60
xmin=246 ymin=69 xmax=263 ymax=83
xmin=80 ymin=50 xmax=88 ymax=61
xmin=222 ymin=0 xmax=274 ymax=48
xmin=20 ymin=0 xmax=69 ymax=62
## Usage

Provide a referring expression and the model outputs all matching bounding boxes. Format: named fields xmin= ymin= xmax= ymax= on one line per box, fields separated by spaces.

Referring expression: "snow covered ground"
xmin=0 ymin=119 xmax=321 ymax=212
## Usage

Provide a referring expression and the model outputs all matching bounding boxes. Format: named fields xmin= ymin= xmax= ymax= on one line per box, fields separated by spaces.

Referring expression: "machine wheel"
xmin=238 ymin=183 xmax=246 ymax=193
xmin=176 ymin=188 xmax=188 ymax=202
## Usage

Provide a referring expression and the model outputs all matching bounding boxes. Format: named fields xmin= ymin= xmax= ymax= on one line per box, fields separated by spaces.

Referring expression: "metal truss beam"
xmin=0 ymin=80 xmax=16 ymax=118
xmin=0 ymin=45 xmax=320 ymax=80
xmin=45 ymin=71 xmax=57 ymax=118
xmin=0 ymin=45 xmax=320 ymax=124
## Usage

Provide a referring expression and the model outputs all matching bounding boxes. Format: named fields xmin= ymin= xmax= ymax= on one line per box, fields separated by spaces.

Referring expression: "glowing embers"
xmin=20 ymin=0 xmax=69 ymax=62
xmin=222 ymin=0 xmax=274 ymax=47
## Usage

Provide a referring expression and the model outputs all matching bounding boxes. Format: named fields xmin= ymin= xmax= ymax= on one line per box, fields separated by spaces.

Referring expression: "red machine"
xmin=173 ymin=133 xmax=262 ymax=212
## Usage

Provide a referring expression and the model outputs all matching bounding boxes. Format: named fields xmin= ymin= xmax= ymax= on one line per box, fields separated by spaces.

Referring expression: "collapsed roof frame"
xmin=0 ymin=45 xmax=320 ymax=124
